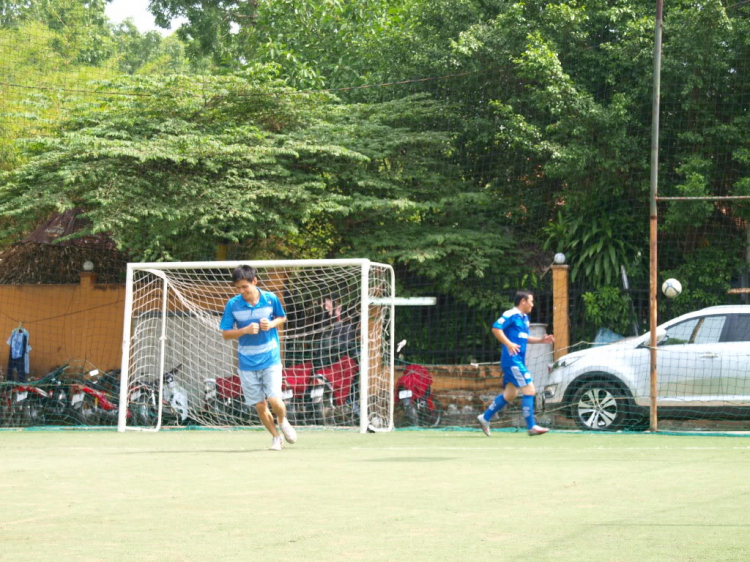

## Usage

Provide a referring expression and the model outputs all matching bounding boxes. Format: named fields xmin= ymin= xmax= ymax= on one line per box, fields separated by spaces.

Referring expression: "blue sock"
xmin=522 ymin=395 xmax=536 ymax=429
xmin=483 ymin=394 xmax=508 ymax=421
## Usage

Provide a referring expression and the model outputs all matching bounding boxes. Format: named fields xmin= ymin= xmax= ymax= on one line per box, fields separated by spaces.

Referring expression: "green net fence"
xmin=1 ymin=0 xmax=749 ymax=432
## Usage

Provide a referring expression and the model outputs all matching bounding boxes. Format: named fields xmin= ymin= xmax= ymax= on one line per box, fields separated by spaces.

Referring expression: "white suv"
xmin=538 ymin=305 xmax=750 ymax=430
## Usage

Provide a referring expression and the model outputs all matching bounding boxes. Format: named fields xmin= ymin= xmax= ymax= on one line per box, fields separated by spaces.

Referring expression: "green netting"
xmin=1 ymin=0 xmax=749 ymax=432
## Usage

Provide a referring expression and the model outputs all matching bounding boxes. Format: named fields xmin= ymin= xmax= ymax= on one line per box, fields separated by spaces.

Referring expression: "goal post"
xmin=117 ymin=259 xmax=395 ymax=433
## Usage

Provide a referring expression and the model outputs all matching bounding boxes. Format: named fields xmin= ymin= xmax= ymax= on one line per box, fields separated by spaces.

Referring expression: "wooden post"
xmin=79 ymin=271 xmax=97 ymax=288
xmin=551 ymin=265 xmax=569 ymax=361
xmin=215 ymin=244 xmax=228 ymax=261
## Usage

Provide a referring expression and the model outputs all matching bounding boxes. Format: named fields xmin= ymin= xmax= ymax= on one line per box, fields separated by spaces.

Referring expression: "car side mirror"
xmin=656 ymin=327 xmax=667 ymax=343
xmin=638 ymin=328 xmax=668 ymax=348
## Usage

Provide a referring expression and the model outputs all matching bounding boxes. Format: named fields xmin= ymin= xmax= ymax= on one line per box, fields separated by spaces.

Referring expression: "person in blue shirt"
xmin=477 ymin=290 xmax=554 ymax=436
xmin=220 ymin=265 xmax=297 ymax=451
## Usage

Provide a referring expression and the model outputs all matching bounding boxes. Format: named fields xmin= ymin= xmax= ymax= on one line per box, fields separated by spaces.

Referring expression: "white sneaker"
xmin=279 ymin=420 xmax=297 ymax=444
xmin=477 ymin=414 xmax=491 ymax=437
xmin=528 ymin=425 xmax=550 ymax=436
xmin=269 ymin=436 xmax=283 ymax=451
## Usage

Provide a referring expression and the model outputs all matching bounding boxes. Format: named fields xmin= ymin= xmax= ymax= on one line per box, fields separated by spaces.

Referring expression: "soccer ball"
xmin=662 ymin=278 xmax=682 ymax=299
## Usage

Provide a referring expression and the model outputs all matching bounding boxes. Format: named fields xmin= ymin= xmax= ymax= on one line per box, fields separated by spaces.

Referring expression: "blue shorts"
xmin=502 ymin=362 xmax=532 ymax=388
xmin=238 ymin=364 xmax=283 ymax=405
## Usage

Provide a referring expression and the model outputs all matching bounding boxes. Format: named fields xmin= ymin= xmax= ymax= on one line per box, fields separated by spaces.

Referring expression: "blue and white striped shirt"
xmin=220 ymin=289 xmax=286 ymax=371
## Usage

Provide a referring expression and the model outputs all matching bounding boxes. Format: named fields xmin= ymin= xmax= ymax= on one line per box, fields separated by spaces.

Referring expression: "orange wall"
xmin=0 ymin=273 xmax=125 ymax=377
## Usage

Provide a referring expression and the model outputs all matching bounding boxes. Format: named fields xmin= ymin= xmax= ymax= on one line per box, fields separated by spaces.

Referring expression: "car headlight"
xmin=542 ymin=384 xmax=558 ymax=399
xmin=550 ymin=355 xmax=583 ymax=371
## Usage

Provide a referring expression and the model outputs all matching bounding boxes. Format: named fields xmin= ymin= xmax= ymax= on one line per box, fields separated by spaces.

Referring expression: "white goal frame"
xmin=117 ymin=259 xmax=395 ymax=433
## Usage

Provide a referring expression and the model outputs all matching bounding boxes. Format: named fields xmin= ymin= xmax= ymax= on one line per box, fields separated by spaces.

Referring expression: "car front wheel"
xmin=571 ymin=380 xmax=631 ymax=431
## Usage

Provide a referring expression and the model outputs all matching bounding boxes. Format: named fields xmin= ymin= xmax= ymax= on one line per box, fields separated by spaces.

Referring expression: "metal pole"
xmin=649 ymin=0 xmax=664 ymax=433
xmin=388 ymin=267 xmax=396 ymax=431
xmin=359 ymin=262 xmax=370 ymax=433
xmin=117 ymin=265 xmax=135 ymax=432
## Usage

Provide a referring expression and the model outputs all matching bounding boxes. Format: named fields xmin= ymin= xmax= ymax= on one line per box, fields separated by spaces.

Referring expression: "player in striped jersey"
xmin=221 ymin=265 xmax=297 ymax=450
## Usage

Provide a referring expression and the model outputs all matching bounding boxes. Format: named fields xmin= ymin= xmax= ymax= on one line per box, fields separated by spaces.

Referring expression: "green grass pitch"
xmin=1 ymin=429 xmax=749 ymax=561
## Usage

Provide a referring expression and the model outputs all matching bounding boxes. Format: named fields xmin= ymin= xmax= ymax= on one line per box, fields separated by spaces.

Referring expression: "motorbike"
xmin=1 ymin=365 xmax=70 ymax=427
xmin=282 ymin=361 xmax=336 ymax=426
xmin=204 ymin=374 xmax=257 ymax=426
xmin=162 ymin=368 xmax=190 ymax=425
xmin=69 ymin=368 xmax=126 ymax=426
xmin=0 ymin=377 xmax=12 ymax=426
xmin=302 ymin=312 xmax=360 ymax=426
xmin=281 ymin=361 xmax=317 ymax=425
xmin=4 ymin=381 xmax=47 ymax=426
xmin=282 ymin=355 xmax=359 ymax=426
xmin=41 ymin=364 xmax=70 ymax=425
xmin=394 ymin=345 xmax=443 ymax=428
xmin=129 ymin=365 xmax=184 ymax=427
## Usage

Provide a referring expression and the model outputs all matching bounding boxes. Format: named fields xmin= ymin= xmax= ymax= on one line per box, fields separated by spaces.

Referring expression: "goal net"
xmin=117 ymin=260 xmax=394 ymax=433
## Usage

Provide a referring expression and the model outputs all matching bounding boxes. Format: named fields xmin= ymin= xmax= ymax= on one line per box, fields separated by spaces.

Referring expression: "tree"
xmin=0 ymin=67 xmax=520 ymax=292
xmin=32 ymin=0 xmax=114 ymax=65
xmin=0 ymin=0 xmax=34 ymax=26
xmin=148 ymin=0 xmax=421 ymax=88
xmin=111 ymin=20 xmax=199 ymax=75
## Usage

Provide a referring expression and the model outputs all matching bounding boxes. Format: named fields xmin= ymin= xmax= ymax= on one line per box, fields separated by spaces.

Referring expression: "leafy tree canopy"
xmin=0 ymin=67 xmax=520 ymax=296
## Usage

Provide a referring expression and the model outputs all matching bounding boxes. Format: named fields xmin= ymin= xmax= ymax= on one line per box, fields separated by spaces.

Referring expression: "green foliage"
xmin=543 ymin=210 xmax=645 ymax=288
xmin=1 ymin=0 xmax=748 ymax=326
xmin=660 ymin=246 xmax=744 ymax=318
xmin=136 ymin=0 xmax=748 ymax=310
xmin=0 ymin=70 xmax=519 ymax=290
xmin=149 ymin=0 xmax=407 ymax=87
xmin=0 ymin=20 xmax=120 ymax=171
xmin=32 ymin=0 xmax=114 ymax=65
xmin=111 ymin=21 xmax=193 ymax=75
xmin=0 ymin=70 xmax=329 ymax=259
xmin=662 ymin=158 xmax=714 ymax=230
xmin=0 ymin=0 xmax=33 ymax=26
xmin=582 ymin=286 xmax=633 ymax=336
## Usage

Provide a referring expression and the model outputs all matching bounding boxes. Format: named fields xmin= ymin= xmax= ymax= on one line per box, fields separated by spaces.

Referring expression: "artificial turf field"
xmin=1 ymin=429 xmax=749 ymax=562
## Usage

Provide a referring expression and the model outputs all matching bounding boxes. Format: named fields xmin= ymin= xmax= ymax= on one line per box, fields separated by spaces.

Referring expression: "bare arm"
xmin=528 ymin=334 xmax=555 ymax=345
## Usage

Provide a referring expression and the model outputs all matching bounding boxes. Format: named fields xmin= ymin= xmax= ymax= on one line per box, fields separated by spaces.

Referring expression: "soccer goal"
xmin=117 ymin=259 xmax=395 ymax=433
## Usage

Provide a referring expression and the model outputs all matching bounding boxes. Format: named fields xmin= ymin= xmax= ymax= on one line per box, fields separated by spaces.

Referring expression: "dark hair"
xmin=232 ymin=265 xmax=258 ymax=284
xmin=514 ymin=290 xmax=533 ymax=307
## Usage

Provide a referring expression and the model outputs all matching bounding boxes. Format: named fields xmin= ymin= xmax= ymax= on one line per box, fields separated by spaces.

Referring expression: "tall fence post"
xmin=551 ymin=264 xmax=569 ymax=361
xmin=649 ymin=0 xmax=664 ymax=433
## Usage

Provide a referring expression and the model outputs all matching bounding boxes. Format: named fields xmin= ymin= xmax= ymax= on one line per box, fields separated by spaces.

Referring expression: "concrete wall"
xmin=0 ymin=273 xmax=125 ymax=377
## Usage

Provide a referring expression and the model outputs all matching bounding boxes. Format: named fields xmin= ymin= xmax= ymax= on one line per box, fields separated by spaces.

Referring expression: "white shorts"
xmin=238 ymin=364 xmax=282 ymax=405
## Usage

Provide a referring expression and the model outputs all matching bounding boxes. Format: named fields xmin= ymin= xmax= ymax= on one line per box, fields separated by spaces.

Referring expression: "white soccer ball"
xmin=661 ymin=278 xmax=682 ymax=299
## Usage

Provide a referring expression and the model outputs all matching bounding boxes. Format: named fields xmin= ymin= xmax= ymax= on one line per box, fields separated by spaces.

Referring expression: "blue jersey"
xmin=220 ymin=289 xmax=286 ymax=371
xmin=492 ymin=307 xmax=530 ymax=368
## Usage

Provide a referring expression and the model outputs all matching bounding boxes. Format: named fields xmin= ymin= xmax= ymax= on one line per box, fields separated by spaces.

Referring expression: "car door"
xmin=656 ymin=315 xmax=726 ymax=406
xmin=719 ymin=314 xmax=750 ymax=405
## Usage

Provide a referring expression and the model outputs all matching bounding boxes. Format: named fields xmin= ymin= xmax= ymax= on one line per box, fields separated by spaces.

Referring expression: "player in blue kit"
xmin=478 ymin=290 xmax=554 ymax=436
xmin=220 ymin=265 xmax=297 ymax=450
